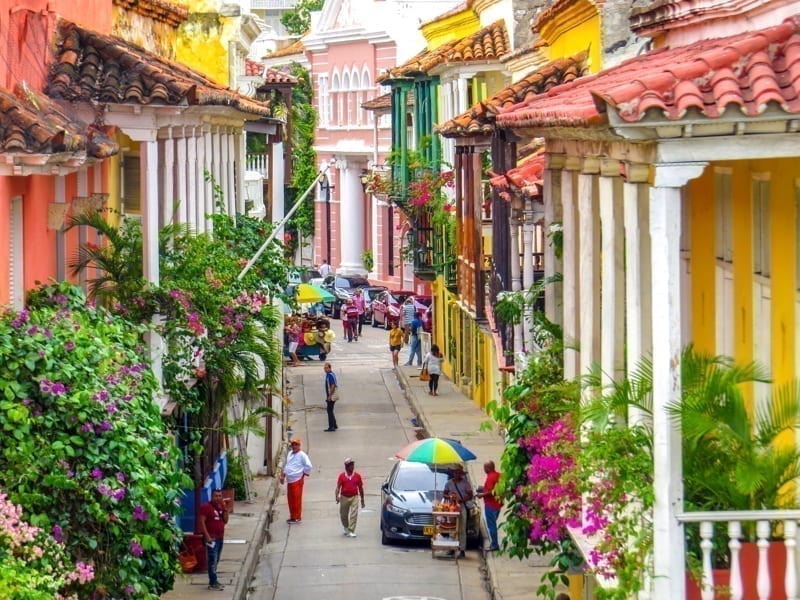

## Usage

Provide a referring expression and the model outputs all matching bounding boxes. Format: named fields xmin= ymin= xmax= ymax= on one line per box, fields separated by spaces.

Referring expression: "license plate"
xmin=423 ymin=525 xmax=435 ymax=536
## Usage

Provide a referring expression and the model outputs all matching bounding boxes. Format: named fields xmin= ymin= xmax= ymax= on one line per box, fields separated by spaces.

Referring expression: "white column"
xmin=141 ymin=138 xmax=164 ymax=390
xmin=510 ymin=202 xmax=523 ymax=356
xmin=176 ymin=129 xmax=188 ymax=226
xmin=161 ymin=130 xmax=175 ymax=227
xmin=578 ymin=160 xmax=600 ymax=380
xmin=544 ymin=154 xmax=564 ymax=326
xmin=337 ymin=160 xmax=365 ymax=274
xmin=206 ymin=127 xmax=216 ymax=233
xmin=195 ymin=132 xmax=206 ymax=234
xmin=623 ymin=165 xmax=650 ymax=426
xmin=522 ymin=207 xmax=535 ymax=349
xmin=228 ymin=130 xmax=238 ymax=215
xmin=649 ymin=162 xmax=706 ymax=600
xmin=186 ymin=128 xmax=198 ymax=232
xmin=599 ymin=160 xmax=625 ymax=388
xmin=234 ymin=129 xmax=245 ymax=215
xmin=272 ymin=142 xmax=285 ymax=239
xmin=561 ymin=159 xmax=580 ymax=379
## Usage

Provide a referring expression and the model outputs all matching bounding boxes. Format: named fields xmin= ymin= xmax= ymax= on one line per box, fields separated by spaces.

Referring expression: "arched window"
xmin=351 ymin=70 xmax=361 ymax=125
xmin=331 ymin=71 xmax=340 ymax=126
xmin=342 ymin=70 xmax=351 ymax=126
xmin=318 ymin=73 xmax=330 ymax=126
xmin=361 ymin=67 xmax=371 ymax=125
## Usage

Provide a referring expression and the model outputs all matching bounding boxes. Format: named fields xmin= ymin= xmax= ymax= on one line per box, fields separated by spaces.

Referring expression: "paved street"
xmin=247 ymin=321 xmax=490 ymax=599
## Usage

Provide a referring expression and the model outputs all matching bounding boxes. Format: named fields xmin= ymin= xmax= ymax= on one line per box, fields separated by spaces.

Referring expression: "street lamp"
xmin=320 ymin=175 xmax=334 ymax=269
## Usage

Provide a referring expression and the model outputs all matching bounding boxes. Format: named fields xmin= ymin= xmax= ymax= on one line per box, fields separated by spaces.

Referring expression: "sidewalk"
xmin=163 ymin=363 xmax=559 ymax=600
xmin=395 ymin=364 xmax=560 ymax=600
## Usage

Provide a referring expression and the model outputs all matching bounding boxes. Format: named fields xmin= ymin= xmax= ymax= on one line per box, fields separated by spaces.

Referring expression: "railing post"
xmin=700 ymin=521 xmax=715 ymax=600
xmin=729 ymin=520 xmax=743 ymax=600
xmin=756 ymin=520 xmax=771 ymax=599
xmin=785 ymin=519 xmax=798 ymax=600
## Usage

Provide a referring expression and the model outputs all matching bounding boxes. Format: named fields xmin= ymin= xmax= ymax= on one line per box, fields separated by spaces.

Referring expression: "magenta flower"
xmin=129 ymin=540 xmax=143 ymax=557
xmin=91 ymin=468 xmax=104 ymax=479
xmin=52 ymin=524 xmax=63 ymax=542
xmin=132 ymin=505 xmax=148 ymax=521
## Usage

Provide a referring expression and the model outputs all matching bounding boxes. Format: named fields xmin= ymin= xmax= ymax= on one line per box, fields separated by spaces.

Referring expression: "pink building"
xmin=264 ymin=0 xmax=460 ymax=291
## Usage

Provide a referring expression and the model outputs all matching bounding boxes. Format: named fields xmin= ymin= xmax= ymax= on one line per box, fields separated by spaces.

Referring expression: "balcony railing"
xmin=676 ymin=510 xmax=800 ymax=600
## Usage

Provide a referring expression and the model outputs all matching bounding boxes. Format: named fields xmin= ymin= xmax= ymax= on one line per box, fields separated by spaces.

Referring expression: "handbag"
xmin=419 ymin=366 xmax=430 ymax=382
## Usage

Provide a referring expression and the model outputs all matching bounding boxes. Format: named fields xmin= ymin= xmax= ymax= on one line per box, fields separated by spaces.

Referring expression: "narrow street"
xmin=246 ymin=320 xmax=490 ymax=600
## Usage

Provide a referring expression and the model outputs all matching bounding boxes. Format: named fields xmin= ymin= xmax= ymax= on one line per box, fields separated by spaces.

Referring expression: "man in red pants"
xmin=280 ymin=439 xmax=312 ymax=523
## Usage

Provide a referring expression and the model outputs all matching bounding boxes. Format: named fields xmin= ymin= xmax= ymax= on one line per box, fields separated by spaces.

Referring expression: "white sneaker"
xmin=347 ymin=532 xmax=357 ymax=538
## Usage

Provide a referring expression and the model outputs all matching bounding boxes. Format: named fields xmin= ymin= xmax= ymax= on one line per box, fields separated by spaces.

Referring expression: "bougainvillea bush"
xmin=0 ymin=283 xmax=189 ymax=598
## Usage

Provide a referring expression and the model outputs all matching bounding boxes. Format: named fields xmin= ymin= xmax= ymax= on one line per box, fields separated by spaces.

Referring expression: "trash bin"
xmin=183 ymin=533 xmax=207 ymax=572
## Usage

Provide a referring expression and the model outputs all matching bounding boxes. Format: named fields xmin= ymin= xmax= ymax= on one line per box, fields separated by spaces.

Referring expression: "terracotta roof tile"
xmin=437 ymin=52 xmax=588 ymax=137
xmin=496 ymin=16 xmax=800 ymax=129
xmin=264 ymin=68 xmax=297 ymax=85
xmin=112 ymin=0 xmax=188 ymax=26
xmin=47 ymin=20 xmax=271 ymax=117
xmin=379 ymin=20 xmax=509 ymax=82
xmin=245 ymin=58 xmax=264 ymax=77
xmin=0 ymin=84 xmax=117 ymax=158
xmin=265 ymin=39 xmax=305 ymax=59
xmin=361 ymin=91 xmax=415 ymax=111
xmin=489 ymin=150 xmax=545 ymax=200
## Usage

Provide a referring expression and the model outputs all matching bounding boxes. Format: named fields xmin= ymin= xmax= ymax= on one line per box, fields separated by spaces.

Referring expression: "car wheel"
xmin=381 ymin=527 xmax=391 ymax=546
xmin=384 ymin=317 xmax=391 ymax=330
xmin=371 ymin=314 xmax=378 ymax=328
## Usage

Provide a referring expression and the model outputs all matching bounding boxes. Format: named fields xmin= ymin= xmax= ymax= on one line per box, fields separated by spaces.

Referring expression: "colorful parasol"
xmin=295 ymin=283 xmax=334 ymax=304
xmin=396 ymin=437 xmax=477 ymax=464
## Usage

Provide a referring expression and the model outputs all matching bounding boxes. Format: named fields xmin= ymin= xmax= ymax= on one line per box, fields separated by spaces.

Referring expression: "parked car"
xmin=360 ymin=285 xmax=388 ymax=321
xmin=287 ymin=267 xmax=322 ymax=285
xmin=321 ymin=275 xmax=370 ymax=318
xmin=380 ymin=460 xmax=480 ymax=546
xmin=370 ymin=290 xmax=415 ymax=329
xmin=412 ymin=295 xmax=432 ymax=332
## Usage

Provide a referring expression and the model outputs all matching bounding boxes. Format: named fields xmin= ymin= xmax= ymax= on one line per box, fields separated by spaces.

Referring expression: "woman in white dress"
xmin=422 ymin=344 xmax=444 ymax=396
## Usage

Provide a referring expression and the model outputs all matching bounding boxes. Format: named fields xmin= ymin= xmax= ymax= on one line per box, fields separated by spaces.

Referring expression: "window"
xmin=121 ymin=154 xmax=141 ymax=214
xmin=10 ymin=196 xmax=24 ymax=310
xmin=343 ymin=71 xmax=352 ymax=126
xmin=714 ymin=169 xmax=733 ymax=262
xmin=752 ymin=175 xmax=770 ymax=277
xmin=351 ymin=71 xmax=361 ymax=125
xmin=318 ymin=74 xmax=329 ymax=126
xmin=331 ymin=72 xmax=340 ymax=125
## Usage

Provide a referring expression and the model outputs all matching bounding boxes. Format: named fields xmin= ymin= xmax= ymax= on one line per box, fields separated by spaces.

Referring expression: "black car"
xmin=321 ymin=275 xmax=370 ymax=318
xmin=380 ymin=460 xmax=481 ymax=546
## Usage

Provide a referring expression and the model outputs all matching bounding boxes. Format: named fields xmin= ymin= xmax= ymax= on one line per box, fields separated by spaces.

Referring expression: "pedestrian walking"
xmin=323 ymin=362 xmax=339 ymax=431
xmin=388 ymin=321 xmax=403 ymax=367
xmin=280 ymin=438 xmax=312 ymax=523
xmin=444 ymin=466 xmax=474 ymax=558
xmin=352 ymin=288 xmax=366 ymax=336
xmin=401 ymin=297 xmax=416 ymax=344
xmin=422 ymin=344 xmax=444 ymax=395
xmin=476 ymin=460 xmax=502 ymax=551
xmin=404 ymin=313 xmax=423 ymax=366
xmin=335 ymin=457 xmax=365 ymax=537
xmin=198 ymin=488 xmax=229 ymax=591
xmin=344 ymin=299 xmax=359 ymax=342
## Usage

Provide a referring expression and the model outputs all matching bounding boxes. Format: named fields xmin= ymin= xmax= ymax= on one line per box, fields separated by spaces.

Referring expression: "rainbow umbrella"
xmin=396 ymin=437 xmax=477 ymax=464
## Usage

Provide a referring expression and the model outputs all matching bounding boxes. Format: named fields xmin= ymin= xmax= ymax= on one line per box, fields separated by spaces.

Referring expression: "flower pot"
xmin=686 ymin=569 xmax=731 ymax=599
xmin=183 ymin=533 xmax=207 ymax=573
xmin=739 ymin=541 xmax=786 ymax=600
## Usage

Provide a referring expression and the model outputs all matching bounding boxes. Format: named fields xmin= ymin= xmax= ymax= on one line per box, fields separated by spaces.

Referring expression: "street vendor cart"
xmin=430 ymin=494 xmax=461 ymax=558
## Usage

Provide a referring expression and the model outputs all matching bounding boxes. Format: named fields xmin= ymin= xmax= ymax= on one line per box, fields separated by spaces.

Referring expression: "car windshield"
xmin=393 ymin=466 xmax=451 ymax=491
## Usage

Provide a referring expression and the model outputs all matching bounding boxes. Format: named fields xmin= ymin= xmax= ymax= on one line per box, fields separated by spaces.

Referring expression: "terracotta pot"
xmin=686 ymin=569 xmax=731 ymax=599
xmin=183 ymin=533 xmax=208 ymax=573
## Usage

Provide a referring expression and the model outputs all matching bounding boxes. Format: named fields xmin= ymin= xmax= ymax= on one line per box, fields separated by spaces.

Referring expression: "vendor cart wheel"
xmin=319 ymin=353 xmax=327 ymax=361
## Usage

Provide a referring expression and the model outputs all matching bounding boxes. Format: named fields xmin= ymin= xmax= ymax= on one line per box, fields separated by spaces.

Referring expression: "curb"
xmin=232 ymin=463 xmax=283 ymax=599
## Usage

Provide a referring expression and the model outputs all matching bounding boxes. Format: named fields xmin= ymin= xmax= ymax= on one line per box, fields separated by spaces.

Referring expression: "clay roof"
xmin=112 ymin=0 xmax=188 ymax=27
xmin=245 ymin=59 xmax=264 ymax=77
xmin=0 ymin=84 xmax=117 ymax=158
xmin=264 ymin=68 xmax=297 ymax=85
xmin=266 ymin=39 xmax=305 ymax=59
xmin=378 ymin=20 xmax=509 ymax=82
xmin=437 ymin=51 xmax=587 ymax=137
xmin=489 ymin=150 xmax=545 ymax=200
xmin=497 ymin=17 xmax=800 ymax=130
xmin=361 ymin=91 xmax=415 ymax=111
xmin=47 ymin=21 xmax=271 ymax=117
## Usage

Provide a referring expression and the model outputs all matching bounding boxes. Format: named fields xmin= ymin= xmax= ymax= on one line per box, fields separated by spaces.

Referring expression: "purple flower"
xmin=132 ymin=505 xmax=148 ymax=521
xmin=52 ymin=524 xmax=63 ymax=543
xmin=124 ymin=585 xmax=134 ymax=596
xmin=91 ymin=468 xmax=103 ymax=479
xmin=112 ymin=488 xmax=126 ymax=501
xmin=116 ymin=472 xmax=126 ymax=483
xmin=96 ymin=421 xmax=113 ymax=433
xmin=27 ymin=325 xmax=39 ymax=335
xmin=10 ymin=309 xmax=29 ymax=327
xmin=129 ymin=540 xmax=143 ymax=557
xmin=106 ymin=403 xmax=117 ymax=415
xmin=92 ymin=390 xmax=109 ymax=403
xmin=159 ymin=512 xmax=171 ymax=521
xmin=64 ymin=341 xmax=75 ymax=351
xmin=97 ymin=484 xmax=110 ymax=496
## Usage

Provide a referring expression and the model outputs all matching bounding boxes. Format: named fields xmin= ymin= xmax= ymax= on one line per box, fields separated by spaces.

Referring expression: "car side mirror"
xmin=381 ymin=482 xmax=389 ymax=493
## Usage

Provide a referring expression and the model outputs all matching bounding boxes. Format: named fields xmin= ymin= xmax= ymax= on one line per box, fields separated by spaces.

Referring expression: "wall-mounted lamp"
xmin=359 ymin=169 xmax=370 ymax=190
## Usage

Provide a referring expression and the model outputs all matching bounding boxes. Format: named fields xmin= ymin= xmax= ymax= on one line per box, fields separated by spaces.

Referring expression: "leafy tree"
xmin=280 ymin=0 xmax=323 ymax=36
xmin=0 ymin=282 xmax=188 ymax=597
xmin=286 ymin=61 xmax=318 ymax=242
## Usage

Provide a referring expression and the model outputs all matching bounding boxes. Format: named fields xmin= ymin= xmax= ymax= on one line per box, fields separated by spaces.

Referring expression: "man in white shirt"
xmin=319 ymin=259 xmax=332 ymax=277
xmin=280 ymin=438 xmax=313 ymax=523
